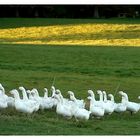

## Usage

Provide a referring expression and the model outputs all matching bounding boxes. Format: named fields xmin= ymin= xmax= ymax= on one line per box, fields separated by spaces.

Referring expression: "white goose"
xmin=43 ymin=88 xmax=54 ymax=108
xmin=87 ymin=90 xmax=104 ymax=118
xmin=10 ymin=89 xmax=35 ymax=114
xmin=87 ymin=95 xmax=104 ymax=118
xmin=88 ymin=90 xmax=103 ymax=107
xmin=67 ymin=91 xmax=91 ymax=121
xmin=53 ymin=93 xmax=73 ymax=119
xmin=102 ymin=91 xmax=115 ymax=114
xmin=72 ymin=104 xmax=91 ymax=121
xmin=31 ymin=88 xmax=53 ymax=110
xmin=96 ymin=90 xmax=114 ymax=115
xmin=25 ymin=89 xmax=40 ymax=112
xmin=51 ymin=86 xmax=56 ymax=97
xmin=0 ymin=83 xmax=14 ymax=108
xmin=109 ymin=93 xmax=127 ymax=113
xmin=19 ymin=86 xmax=29 ymax=100
xmin=96 ymin=90 xmax=104 ymax=106
xmin=119 ymin=91 xmax=140 ymax=115
xmin=67 ymin=91 xmax=85 ymax=108
xmin=26 ymin=90 xmax=35 ymax=100
xmin=108 ymin=94 xmax=115 ymax=103
xmin=0 ymin=91 xmax=8 ymax=109
xmin=50 ymin=86 xmax=58 ymax=107
xmin=55 ymin=89 xmax=70 ymax=105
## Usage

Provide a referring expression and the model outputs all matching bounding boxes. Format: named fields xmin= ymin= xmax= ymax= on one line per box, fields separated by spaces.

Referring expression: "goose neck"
xmin=90 ymin=94 xmax=96 ymax=102
xmin=70 ymin=95 xmax=76 ymax=102
xmin=103 ymin=92 xmax=107 ymax=102
xmin=99 ymin=93 xmax=103 ymax=102
xmin=21 ymin=88 xmax=28 ymax=100
xmin=111 ymin=96 xmax=115 ymax=102
xmin=0 ymin=86 xmax=5 ymax=95
xmin=109 ymin=94 xmax=115 ymax=102
xmin=59 ymin=94 xmax=64 ymax=104
xmin=44 ymin=92 xmax=48 ymax=98
xmin=13 ymin=91 xmax=20 ymax=100
xmin=121 ymin=96 xmax=128 ymax=103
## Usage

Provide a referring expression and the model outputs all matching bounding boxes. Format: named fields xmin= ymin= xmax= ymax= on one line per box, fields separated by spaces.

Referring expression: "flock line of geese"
xmin=0 ymin=83 xmax=140 ymax=121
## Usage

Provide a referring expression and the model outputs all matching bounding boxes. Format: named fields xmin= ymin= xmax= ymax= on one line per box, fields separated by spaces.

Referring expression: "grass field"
xmin=0 ymin=18 xmax=140 ymax=135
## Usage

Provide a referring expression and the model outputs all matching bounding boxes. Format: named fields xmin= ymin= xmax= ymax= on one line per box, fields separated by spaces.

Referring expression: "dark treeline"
xmin=0 ymin=5 xmax=140 ymax=18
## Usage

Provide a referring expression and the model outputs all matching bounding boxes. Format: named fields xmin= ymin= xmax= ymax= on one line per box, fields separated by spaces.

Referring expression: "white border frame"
xmin=0 ymin=0 xmax=140 ymax=4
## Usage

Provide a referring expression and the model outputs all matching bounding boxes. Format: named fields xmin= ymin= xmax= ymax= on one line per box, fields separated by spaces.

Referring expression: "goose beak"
xmin=87 ymin=96 xmax=91 ymax=100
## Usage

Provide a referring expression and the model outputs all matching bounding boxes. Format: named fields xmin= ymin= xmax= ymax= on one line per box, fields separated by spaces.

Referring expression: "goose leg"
xmin=75 ymin=117 xmax=79 ymax=122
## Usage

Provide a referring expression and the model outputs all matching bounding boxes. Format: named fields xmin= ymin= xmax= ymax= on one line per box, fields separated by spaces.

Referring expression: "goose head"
xmin=31 ymin=88 xmax=39 ymax=97
xmin=44 ymin=88 xmax=48 ymax=98
xmin=32 ymin=88 xmax=38 ymax=94
xmin=67 ymin=91 xmax=74 ymax=96
xmin=108 ymin=94 xmax=113 ymax=99
xmin=68 ymin=91 xmax=76 ymax=101
xmin=51 ymin=86 xmax=55 ymax=92
xmin=19 ymin=86 xmax=26 ymax=91
xmin=10 ymin=89 xmax=17 ymax=95
xmin=10 ymin=89 xmax=20 ymax=99
xmin=108 ymin=94 xmax=114 ymax=102
xmin=118 ymin=91 xmax=128 ymax=101
xmin=96 ymin=90 xmax=104 ymax=101
xmin=102 ymin=91 xmax=106 ymax=95
xmin=118 ymin=91 xmax=128 ymax=98
xmin=97 ymin=90 xmax=102 ymax=95
xmin=102 ymin=91 xmax=108 ymax=98
xmin=44 ymin=88 xmax=48 ymax=93
xmin=88 ymin=90 xmax=94 ymax=96
xmin=118 ymin=91 xmax=124 ymax=96
xmin=55 ymin=89 xmax=61 ymax=95
xmin=26 ymin=90 xmax=31 ymax=95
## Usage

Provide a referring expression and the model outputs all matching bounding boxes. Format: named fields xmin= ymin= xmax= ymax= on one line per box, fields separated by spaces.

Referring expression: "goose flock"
xmin=0 ymin=83 xmax=140 ymax=121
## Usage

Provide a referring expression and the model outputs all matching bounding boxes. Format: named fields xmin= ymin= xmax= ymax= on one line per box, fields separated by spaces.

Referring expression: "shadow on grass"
xmin=0 ymin=18 xmax=140 ymax=29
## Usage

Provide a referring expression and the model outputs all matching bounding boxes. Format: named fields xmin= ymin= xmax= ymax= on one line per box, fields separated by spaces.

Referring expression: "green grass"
xmin=0 ymin=18 xmax=140 ymax=135
xmin=0 ymin=44 xmax=140 ymax=135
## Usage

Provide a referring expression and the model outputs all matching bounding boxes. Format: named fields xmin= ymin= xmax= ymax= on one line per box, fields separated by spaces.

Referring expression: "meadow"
xmin=0 ymin=18 xmax=140 ymax=135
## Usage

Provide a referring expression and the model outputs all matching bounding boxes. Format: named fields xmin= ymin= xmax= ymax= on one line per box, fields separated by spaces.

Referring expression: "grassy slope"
xmin=0 ymin=18 xmax=140 ymax=46
xmin=0 ymin=18 xmax=140 ymax=135
xmin=0 ymin=44 xmax=140 ymax=135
